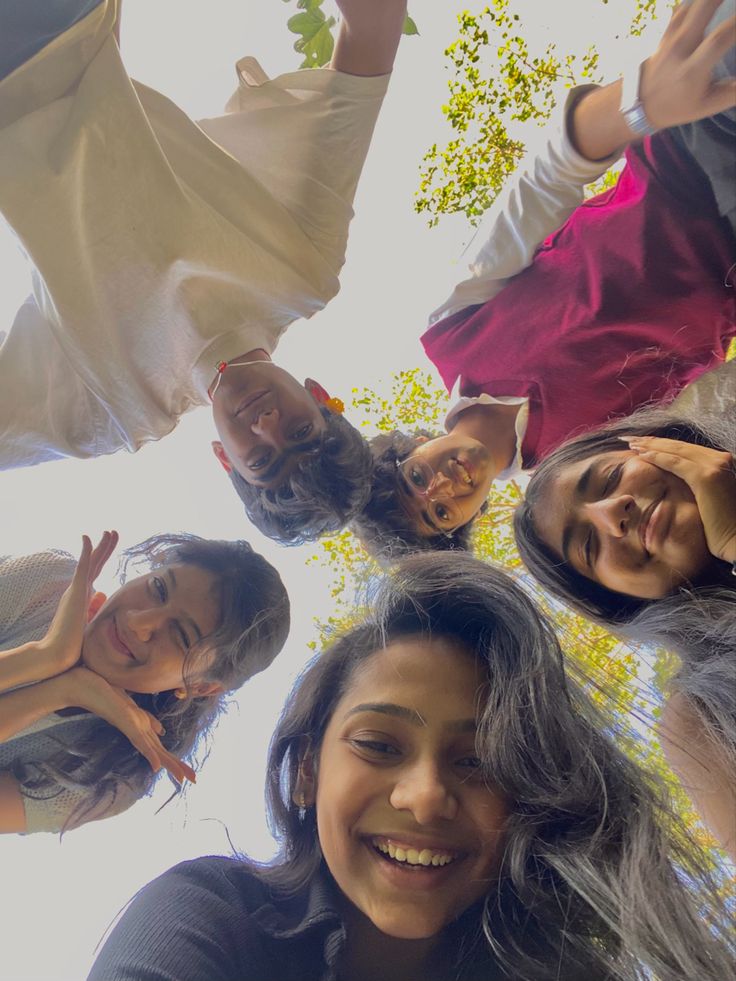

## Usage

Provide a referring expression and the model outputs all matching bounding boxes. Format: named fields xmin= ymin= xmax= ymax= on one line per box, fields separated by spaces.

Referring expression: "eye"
xmin=174 ymin=623 xmax=191 ymax=651
xmin=408 ymin=466 xmax=427 ymax=490
xmin=456 ymin=756 xmax=482 ymax=770
xmin=603 ymin=463 xmax=623 ymax=496
xmin=291 ymin=423 xmax=313 ymax=442
xmin=433 ymin=503 xmax=451 ymax=524
xmin=248 ymin=451 xmax=272 ymax=471
xmin=349 ymin=738 xmax=400 ymax=758
xmin=152 ymin=576 xmax=167 ymax=602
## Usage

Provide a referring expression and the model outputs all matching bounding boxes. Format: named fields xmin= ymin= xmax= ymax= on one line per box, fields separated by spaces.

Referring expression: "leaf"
xmin=403 ymin=14 xmax=419 ymax=36
xmin=287 ymin=9 xmax=336 ymax=68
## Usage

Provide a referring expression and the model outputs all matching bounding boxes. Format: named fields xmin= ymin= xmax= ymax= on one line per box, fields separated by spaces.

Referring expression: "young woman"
xmin=514 ymin=405 xmax=736 ymax=859
xmin=88 ymin=553 xmax=731 ymax=981
xmin=354 ymin=0 xmax=736 ymax=558
xmin=0 ymin=531 xmax=290 ymax=834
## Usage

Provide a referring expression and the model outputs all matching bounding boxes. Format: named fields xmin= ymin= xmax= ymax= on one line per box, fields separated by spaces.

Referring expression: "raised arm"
xmin=429 ymin=0 xmax=736 ymax=324
xmin=330 ymin=0 xmax=407 ymax=76
xmin=571 ymin=0 xmax=736 ymax=160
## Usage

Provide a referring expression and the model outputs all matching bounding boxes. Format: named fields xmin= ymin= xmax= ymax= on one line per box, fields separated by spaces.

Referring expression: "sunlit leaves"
xmin=416 ymin=0 xmax=663 ymax=225
xmin=281 ymin=1 xmax=419 ymax=68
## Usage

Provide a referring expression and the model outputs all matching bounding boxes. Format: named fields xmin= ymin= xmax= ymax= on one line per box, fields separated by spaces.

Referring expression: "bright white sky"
xmin=0 ymin=2 xmax=667 ymax=978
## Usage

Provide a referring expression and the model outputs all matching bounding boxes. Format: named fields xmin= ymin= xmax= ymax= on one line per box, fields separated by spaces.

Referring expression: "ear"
xmin=86 ymin=591 xmax=107 ymax=622
xmin=211 ymin=440 xmax=233 ymax=475
xmin=186 ymin=680 xmax=225 ymax=699
xmin=292 ymin=743 xmax=317 ymax=807
xmin=303 ymin=378 xmax=331 ymax=406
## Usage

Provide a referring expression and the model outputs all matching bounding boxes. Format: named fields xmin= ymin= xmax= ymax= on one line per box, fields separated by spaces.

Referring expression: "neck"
xmin=449 ymin=402 xmax=521 ymax=477
xmin=338 ymin=904 xmax=446 ymax=981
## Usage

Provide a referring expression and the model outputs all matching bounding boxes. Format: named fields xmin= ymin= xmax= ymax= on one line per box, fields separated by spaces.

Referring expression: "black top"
xmin=87 ymin=856 xmax=507 ymax=981
xmin=87 ymin=857 xmax=347 ymax=981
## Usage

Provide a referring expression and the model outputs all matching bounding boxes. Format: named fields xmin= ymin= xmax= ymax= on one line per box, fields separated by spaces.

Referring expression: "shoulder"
xmin=89 ymin=857 xmax=278 ymax=981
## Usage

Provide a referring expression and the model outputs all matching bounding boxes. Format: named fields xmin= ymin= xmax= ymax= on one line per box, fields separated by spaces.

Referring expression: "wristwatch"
xmin=620 ymin=61 xmax=657 ymax=139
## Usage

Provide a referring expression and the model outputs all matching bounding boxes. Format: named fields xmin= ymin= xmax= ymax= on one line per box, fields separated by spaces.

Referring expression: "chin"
xmin=369 ymin=909 xmax=455 ymax=942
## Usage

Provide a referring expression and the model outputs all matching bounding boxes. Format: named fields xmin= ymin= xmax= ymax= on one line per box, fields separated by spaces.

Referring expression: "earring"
xmin=298 ymin=792 xmax=307 ymax=822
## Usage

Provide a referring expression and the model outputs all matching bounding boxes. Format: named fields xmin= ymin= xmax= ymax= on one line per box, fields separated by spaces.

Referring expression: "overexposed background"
xmin=0 ymin=2 xmax=665 ymax=977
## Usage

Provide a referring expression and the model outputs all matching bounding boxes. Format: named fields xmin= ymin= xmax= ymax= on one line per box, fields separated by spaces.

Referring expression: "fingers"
xmin=88 ymin=530 xmax=119 ymax=583
xmin=137 ymin=711 xmax=196 ymax=784
xmin=675 ymin=0 xmax=732 ymax=48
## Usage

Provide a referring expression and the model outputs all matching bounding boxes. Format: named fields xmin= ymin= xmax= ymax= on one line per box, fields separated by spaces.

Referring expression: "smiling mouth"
xmin=638 ymin=497 xmax=663 ymax=555
xmin=235 ymin=389 xmax=269 ymax=416
xmin=370 ymin=836 xmax=460 ymax=869
xmin=452 ymin=458 xmax=473 ymax=487
xmin=109 ymin=618 xmax=134 ymax=660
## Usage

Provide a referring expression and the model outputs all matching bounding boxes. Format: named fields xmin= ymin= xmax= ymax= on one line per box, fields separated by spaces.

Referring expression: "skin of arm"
xmin=0 ymin=773 xmax=26 ymax=834
xmin=330 ymin=0 xmax=407 ymax=76
xmin=660 ymin=692 xmax=736 ymax=862
xmin=0 ymin=641 xmax=71 ymax=696
xmin=450 ymin=402 xmax=522 ymax=478
xmin=0 ymin=674 xmax=75 ymax=746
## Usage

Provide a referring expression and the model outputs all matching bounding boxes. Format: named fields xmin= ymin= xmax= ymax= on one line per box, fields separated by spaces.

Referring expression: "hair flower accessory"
xmin=304 ymin=378 xmax=345 ymax=415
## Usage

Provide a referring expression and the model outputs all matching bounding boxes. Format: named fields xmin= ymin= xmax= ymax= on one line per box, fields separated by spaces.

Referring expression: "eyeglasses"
xmin=208 ymin=360 xmax=266 ymax=402
xmin=396 ymin=458 xmax=464 ymax=534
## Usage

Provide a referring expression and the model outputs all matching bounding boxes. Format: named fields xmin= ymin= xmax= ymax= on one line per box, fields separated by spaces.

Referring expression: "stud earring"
xmin=298 ymin=792 xmax=307 ymax=822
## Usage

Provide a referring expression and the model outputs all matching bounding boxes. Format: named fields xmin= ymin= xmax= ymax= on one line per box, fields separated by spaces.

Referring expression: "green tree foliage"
xmin=306 ymin=369 xmax=733 ymax=891
xmin=281 ymin=0 xmax=418 ymax=68
xmin=415 ymin=0 xmax=666 ymax=226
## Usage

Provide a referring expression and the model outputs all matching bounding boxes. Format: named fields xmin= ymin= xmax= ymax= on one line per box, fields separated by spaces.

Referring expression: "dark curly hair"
xmin=350 ymin=429 xmax=486 ymax=562
xmin=229 ymin=407 xmax=373 ymax=545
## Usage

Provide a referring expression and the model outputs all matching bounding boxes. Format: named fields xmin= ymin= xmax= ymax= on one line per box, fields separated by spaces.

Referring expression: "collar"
xmin=248 ymin=865 xmax=346 ymax=979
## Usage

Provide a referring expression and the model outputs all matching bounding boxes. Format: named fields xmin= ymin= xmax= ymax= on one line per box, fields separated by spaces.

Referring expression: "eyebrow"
xmin=344 ymin=702 xmax=476 ymax=734
xmin=166 ymin=568 xmax=203 ymax=642
xmin=560 ymin=462 xmax=596 ymax=565
xmin=250 ymin=438 xmax=321 ymax=486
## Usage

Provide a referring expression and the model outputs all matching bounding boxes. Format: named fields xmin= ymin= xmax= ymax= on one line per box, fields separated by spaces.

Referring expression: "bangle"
xmin=620 ymin=61 xmax=656 ymax=139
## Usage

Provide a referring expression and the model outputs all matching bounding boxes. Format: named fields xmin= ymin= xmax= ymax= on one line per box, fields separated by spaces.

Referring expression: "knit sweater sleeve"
xmin=0 ymin=549 xmax=75 ymax=649
xmin=88 ymin=858 xmax=270 ymax=981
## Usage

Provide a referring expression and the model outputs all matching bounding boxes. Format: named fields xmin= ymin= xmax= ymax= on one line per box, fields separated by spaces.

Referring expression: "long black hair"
xmin=257 ymin=552 xmax=732 ymax=980
xmin=17 ymin=533 xmax=290 ymax=832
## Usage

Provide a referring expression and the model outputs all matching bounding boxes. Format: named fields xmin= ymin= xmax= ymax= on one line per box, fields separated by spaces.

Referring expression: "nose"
xmin=124 ymin=607 xmax=164 ymax=642
xmin=389 ymin=760 xmax=458 ymax=824
xmin=427 ymin=470 xmax=454 ymax=499
xmin=250 ymin=408 xmax=283 ymax=443
xmin=585 ymin=495 xmax=635 ymax=538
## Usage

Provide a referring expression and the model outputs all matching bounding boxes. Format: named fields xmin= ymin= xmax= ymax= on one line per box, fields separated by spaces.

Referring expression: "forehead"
xmin=337 ymin=635 xmax=484 ymax=718
xmin=117 ymin=563 xmax=222 ymax=633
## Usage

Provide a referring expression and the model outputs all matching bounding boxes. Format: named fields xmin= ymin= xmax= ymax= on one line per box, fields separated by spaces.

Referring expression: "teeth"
xmin=373 ymin=839 xmax=455 ymax=867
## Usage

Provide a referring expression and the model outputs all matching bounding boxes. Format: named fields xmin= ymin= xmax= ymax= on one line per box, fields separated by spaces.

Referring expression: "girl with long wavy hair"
xmin=90 ymin=553 xmax=731 ymax=981
xmin=0 ymin=531 xmax=290 ymax=834
xmin=514 ymin=404 xmax=736 ymax=859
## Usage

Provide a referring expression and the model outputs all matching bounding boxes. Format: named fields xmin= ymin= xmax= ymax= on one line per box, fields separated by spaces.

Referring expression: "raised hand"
xmin=626 ymin=435 xmax=736 ymax=563
xmin=61 ymin=666 xmax=197 ymax=785
xmin=640 ymin=0 xmax=736 ymax=130
xmin=36 ymin=531 xmax=119 ymax=678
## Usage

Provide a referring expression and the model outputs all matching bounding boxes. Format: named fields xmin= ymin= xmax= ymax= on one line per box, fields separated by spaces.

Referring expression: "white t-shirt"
xmin=0 ymin=1 xmax=389 ymax=468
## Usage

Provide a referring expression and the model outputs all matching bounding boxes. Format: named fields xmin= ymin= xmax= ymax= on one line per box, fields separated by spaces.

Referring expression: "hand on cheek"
xmin=623 ymin=437 xmax=736 ymax=563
